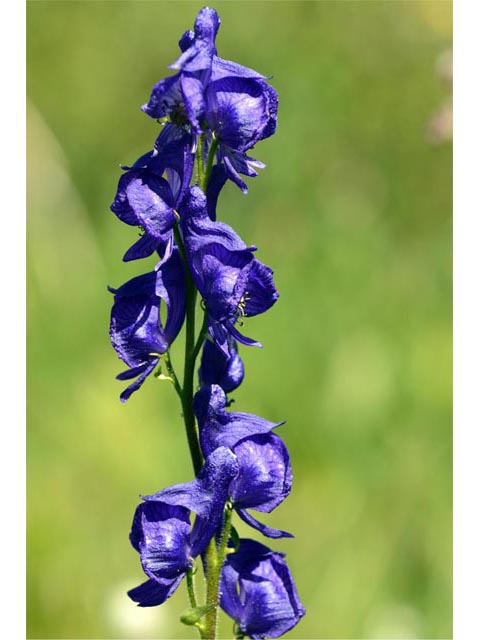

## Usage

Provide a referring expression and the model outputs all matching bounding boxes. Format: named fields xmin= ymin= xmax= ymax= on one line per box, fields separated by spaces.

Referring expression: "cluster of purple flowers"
xmin=109 ymin=7 xmax=305 ymax=638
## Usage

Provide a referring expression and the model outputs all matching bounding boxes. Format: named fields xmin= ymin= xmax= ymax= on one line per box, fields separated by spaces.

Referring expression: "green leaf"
xmin=229 ymin=525 xmax=240 ymax=552
xmin=153 ymin=365 xmax=174 ymax=384
xmin=180 ymin=604 xmax=215 ymax=626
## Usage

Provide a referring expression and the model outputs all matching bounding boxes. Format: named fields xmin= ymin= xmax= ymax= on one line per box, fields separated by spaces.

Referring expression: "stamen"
xmin=236 ymin=292 xmax=249 ymax=320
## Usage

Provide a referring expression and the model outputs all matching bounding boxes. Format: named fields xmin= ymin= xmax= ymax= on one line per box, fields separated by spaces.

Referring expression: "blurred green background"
xmin=27 ymin=1 xmax=452 ymax=638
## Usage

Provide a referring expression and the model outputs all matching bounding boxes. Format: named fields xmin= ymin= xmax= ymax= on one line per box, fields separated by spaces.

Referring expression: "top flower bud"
xmin=170 ymin=7 xmax=220 ymax=73
xmin=141 ymin=6 xmax=278 ymax=192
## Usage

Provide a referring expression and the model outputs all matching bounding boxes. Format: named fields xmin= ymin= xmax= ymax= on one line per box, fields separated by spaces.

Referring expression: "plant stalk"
xmin=175 ymin=134 xmax=227 ymax=639
xmin=203 ymin=504 xmax=234 ymax=639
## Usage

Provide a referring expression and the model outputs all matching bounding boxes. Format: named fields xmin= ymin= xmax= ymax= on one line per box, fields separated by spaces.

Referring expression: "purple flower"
xmin=170 ymin=7 xmax=220 ymax=74
xmin=128 ymin=502 xmax=191 ymax=607
xmin=109 ymin=248 xmax=186 ymax=401
xmin=142 ymin=7 xmax=277 ymax=192
xmin=193 ymin=385 xmax=280 ymax=455
xmin=181 ymin=187 xmax=279 ymax=355
xmin=141 ymin=8 xmax=220 ymax=129
xmin=203 ymin=71 xmax=277 ymax=192
xmin=143 ymin=446 xmax=239 ymax=556
xmin=220 ymin=539 xmax=305 ymax=639
xmin=198 ymin=336 xmax=244 ymax=393
xmin=111 ymin=124 xmax=193 ymax=261
xmin=194 ymin=385 xmax=292 ymax=539
xmin=229 ymin=434 xmax=292 ymax=537
xmin=129 ymin=447 xmax=239 ymax=607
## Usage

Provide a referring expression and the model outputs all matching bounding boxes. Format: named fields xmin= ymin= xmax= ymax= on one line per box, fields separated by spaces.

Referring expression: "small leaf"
xmin=157 ymin=373 xmax=174 ymax=383
xmin=180 ymin=604 xmax=215 ymax=626
xmin=154 ymin=365 xmax=174 ymax=384
xmin=229 ymin=525 xmax=240 ymax=552
xmin=233 ymin=623 xmax=245 ymax=639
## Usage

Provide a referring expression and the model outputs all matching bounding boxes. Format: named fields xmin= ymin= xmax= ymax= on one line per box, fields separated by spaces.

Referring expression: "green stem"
xmin=163 ymin=351 xmax=182 ymax=399
xmin=203 ymin=136 xmax=218 ymax=192
xmin=173 ymin=133 xmax=225 ymax=639
xmin=174 ymin=222 xmax=188 ymax=264
xmin=218 ymin=504 xmax=234 ymax=562
xmin=203 ymin=539 xmax=219 ymax=638
xmin=203 ymin=505 xmax=234 ymax=639
xmin=186 ymin=568 xmax=198 ymax=609
xmin=196 ymin=134 xmax=206 ymax=186
xmin=195 ymin=134 xmax=226 ymax=640
xmin=173 ymin=224 xmax=204 ymax=476
xmin=192 ymin=312 xmax=208 ymax=363
xmin=182 ymin=266 xmax=204 ymax=477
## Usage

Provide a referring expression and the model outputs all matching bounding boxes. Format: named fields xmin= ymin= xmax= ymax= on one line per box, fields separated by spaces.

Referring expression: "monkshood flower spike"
xmin=108 ymin=6 xmax=304 ymax=638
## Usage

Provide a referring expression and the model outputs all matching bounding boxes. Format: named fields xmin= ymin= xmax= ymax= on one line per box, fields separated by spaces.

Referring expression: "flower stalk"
xmin=180 ymin=255 xmax=204 ymax=477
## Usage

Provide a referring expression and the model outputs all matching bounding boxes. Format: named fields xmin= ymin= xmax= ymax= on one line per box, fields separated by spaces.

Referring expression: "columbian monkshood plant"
xmin=109 ymin=7 xmax=305 ymax=639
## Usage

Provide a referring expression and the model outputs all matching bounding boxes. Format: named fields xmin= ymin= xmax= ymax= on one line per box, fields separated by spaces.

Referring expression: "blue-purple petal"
xmin=194 ymin=385 xmax=281 ymax=457
xmin=222 ymin=153 xmax=249 ymax=193
xmin=205 ymin=77 xmax=270 ymax=152
xmin=230 ymin=433 xmax=292 ymax=512
xmin=123 ymin=233 xmax=164 ymax=262
xmin=109 ymin=251 xmax=186 ymax=400
xmin=153 ymin=124 xmax=195 ymax=201
xmin=111 ymin=170 xmax=176 ymax=260
xmin=119 ymin=360 xmax=158 ymax=403
xmin=194 ymin=245 xmax=254 ymax=320
xmin=141 ymin=74 xmax=184 ymax=120
xmin=179 ymin=30 xmax=194 ymax=53
xmin=225 ymin=321 xmax=263 ymax=349
xmin=236 ymin=508 xmax=293 ymax=540
xmin=180 ymin=185 xmax=275 ymax=354
xmin=109 ymin=271 xmax=168 ymax=365
xmin=143 ymin=447 xmax=239 ymax=557
xmin=206 ymin=163 xmax=228 ymax=220
xmin=128 ymin=576 xmax=184 ymax=608
xmin=143 ymin=447 xmax=238 ymax=516
xmin=261 ymin=82 xmax=279 ymax=141
xmin=220 ymin=539 xmax=305 ymax=638
xmin=181 ymin=186 xmax=248 ymax=253
xmin=154 ymin=247 xmax=186 ymax=346
xmin=169 ymin=7 xmax=220 ymax=72
xmin=180 ymin=72 xmax=206 ymax=134
xmin=244 ymin=259 xmax=279 ymax=317
xmin=193 ymin=382 xmax=229 ymax=421
xmin=130 ymin=502 xmax=191 ymax=578
xmin=210 ymin=56 xmax=267 ymax=82
xmin=198 ymin=338 xmax=244 ymax=393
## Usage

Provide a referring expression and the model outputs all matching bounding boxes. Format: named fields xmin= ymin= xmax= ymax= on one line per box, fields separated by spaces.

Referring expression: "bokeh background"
xmin=27 ymin=1 xmax=452 ymax=638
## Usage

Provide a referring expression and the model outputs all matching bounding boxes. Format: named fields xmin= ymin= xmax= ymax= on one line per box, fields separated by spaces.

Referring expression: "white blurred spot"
xmin=427 ymin=101 xmax=453 ymax=146
xmin=364 ymin=602 xmax=425 ymax=639
xmin=105 ymin=581 xmax=166 ymax=638
xmin=436 ymin=50 xmax=453 ymax=86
